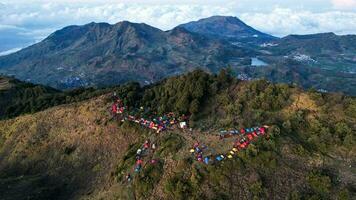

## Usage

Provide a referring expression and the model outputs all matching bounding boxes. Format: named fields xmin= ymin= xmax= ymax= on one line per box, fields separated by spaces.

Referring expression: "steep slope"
xmin=178 ymin=16 xmax=276 ymax=45
xmin=0 ymin=71 xmax=355 ymax=200
xmin=0 ymin=95 xmax=145 ymax=200
xmin=0 ymin=21 xmax=253 ymax=89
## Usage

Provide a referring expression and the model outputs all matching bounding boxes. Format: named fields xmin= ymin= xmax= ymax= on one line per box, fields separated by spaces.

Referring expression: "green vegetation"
xmin=0 ymin=70 xmax=355 ymax=200
xmin=0 ymin=76 xmax=130 ymax=120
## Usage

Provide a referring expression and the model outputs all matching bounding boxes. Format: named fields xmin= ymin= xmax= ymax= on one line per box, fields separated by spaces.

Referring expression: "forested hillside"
xmin=0 ymin=76 xmax=117 ymax=120
xmin=0 ymin=70 xmax=355 ymax=200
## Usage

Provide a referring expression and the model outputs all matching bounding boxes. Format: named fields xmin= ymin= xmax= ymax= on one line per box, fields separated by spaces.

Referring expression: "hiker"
xmin=143 ymin=140 xmax=150 ymax=149
xmin=126 ymin=173 xmax=132 ymax=182
xmin=117 ymin=98 xmax=123 ymax=107
xmin=135 ymin=164 xmax=141 ymax=172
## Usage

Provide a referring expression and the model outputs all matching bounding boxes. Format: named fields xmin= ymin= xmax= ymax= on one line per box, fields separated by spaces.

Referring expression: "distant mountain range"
xmin=0 ymin=16 xmax=355 ymax=95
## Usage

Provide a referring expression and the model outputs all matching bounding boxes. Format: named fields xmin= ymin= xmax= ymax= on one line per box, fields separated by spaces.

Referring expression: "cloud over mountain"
xmin=331 ymin=0 xmax=356 ymax=10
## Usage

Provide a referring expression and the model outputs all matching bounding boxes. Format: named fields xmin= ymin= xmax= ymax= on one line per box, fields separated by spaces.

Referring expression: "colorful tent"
xmin=216 ymin=155 xmax=224 ymax=161
xmin=204 ymin=157 xmax=210 ymax=164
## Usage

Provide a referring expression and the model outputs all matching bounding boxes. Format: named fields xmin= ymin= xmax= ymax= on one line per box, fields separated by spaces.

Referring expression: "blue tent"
xmin=204 ymin=157 xmax=210 ymax=164
xmin=216 ymin=155 xmax=224 ymax=161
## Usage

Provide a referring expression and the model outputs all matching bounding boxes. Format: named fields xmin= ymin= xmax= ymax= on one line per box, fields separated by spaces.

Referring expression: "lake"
xmin=251 ymin=57 xmax=268 ymax=66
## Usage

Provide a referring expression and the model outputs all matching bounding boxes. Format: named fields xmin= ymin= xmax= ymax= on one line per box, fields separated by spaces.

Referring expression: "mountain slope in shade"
xmin=178 ymin=16 xmax=276 ymax=44
xmin=0 ymin=21 xmax=253 ymax=89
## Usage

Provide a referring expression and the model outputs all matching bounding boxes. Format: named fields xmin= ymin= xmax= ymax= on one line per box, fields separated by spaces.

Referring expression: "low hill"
xmin=262 ymin=33 xmax=356 ymax=74
xmin=0 ymin=71 xmax=355 ymax=200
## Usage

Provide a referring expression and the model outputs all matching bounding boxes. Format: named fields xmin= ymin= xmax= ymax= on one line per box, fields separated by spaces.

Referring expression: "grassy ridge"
xmin=0 ymin=70 xmax=355 ymax=199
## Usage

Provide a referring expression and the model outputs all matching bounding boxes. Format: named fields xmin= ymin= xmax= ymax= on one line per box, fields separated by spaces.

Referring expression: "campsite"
xmin=0 ymin=70 xmax=355 ymax=199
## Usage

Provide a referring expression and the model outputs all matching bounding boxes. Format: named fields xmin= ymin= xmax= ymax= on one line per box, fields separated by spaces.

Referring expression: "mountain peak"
xmin=178 ymin=15 xmax=275 ymax=42
xmin=197 ymin=15 xmax=245 ymax=23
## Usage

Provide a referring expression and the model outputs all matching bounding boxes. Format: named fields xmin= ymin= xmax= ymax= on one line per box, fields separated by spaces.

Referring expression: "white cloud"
xmin=241 ymin=8 xmax=356 ymax=36
xmin=331 ymin=0 xmax=356 ymax=10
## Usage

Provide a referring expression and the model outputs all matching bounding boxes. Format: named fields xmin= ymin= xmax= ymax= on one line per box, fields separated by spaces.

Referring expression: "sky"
xmin=0 ymin=0 xmax=356 ymax=54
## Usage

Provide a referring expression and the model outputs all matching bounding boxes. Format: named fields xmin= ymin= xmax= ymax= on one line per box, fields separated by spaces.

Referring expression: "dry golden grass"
xmin=0 ymin=77 xmax=12 ymax=91
xmin=0 ymin=95 xmax=144 ymax=199
xmin=282 ymin=92 xmax=319 ymax=119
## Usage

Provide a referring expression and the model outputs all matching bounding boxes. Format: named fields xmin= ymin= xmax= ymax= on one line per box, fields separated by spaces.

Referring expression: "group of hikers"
xmin=111 ymin=98 xmax=189 ymax=133
xmin=190 ymin=126 xmax=269 ymax=164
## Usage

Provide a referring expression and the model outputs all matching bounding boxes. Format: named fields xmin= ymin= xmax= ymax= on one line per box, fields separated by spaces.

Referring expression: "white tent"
xmin=179 ymin=122 xmax=187 ymax=129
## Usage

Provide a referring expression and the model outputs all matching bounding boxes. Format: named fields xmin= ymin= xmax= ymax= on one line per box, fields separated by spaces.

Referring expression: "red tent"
xmin=112 ymin=104 xmax=118 ymax=113
xmin=247 ymin=134 xmax=253 ymax=141
xmin=118 ymin=107 xmax=124 ymax=113
xmin=136 ymin=159 xmax=143 ymax=165
xmin=252 ymin=132 xmax=258 ymax=137
xmin=234 ymin=141 xmax=241 ymax=147
xmin=260 ymin=127 xmax=266 ymax=135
